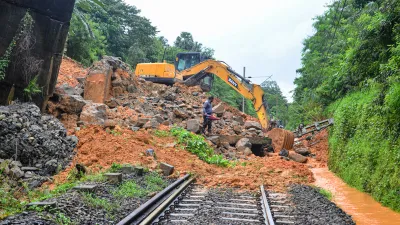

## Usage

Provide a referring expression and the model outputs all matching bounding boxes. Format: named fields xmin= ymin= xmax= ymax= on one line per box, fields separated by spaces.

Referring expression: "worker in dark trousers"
xmin=202 ymin=96 xmax=214 ymax=135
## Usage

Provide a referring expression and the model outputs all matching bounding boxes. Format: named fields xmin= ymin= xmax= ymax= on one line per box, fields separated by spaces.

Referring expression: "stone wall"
xmin=0 ymin=0 xmax=75 ymax=110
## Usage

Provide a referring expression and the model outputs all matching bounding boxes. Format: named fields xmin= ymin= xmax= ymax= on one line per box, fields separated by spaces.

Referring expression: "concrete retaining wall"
xmin=0 ymin=0 xmax=75 ymax=110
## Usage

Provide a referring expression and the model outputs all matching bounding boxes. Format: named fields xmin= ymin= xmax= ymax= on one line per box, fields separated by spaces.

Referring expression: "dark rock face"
xmin=0 ymin=0 xmax=75 ymax=110
xmin=0 ymin=103 xmax=76 ymax=176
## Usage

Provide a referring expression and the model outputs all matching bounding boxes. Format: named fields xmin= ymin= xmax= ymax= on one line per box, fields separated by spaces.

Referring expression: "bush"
xmin=328 ymin=84 xmax=400 ymax=211
xmin=170 ymin=127 xmax=230 ymax=167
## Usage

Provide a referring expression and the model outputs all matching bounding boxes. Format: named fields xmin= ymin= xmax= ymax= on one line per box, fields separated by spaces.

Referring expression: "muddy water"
xmin=312 ymin=167 xmax=400 ymax=225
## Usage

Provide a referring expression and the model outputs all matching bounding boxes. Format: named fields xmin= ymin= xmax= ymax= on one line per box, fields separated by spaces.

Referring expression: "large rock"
xmin=136 ymin=118 xmax=150 ymax=127
xmin=212 ymin=103 xmax=224 ymax=116
xmin=58 ymin=94 xmax=87 ymax=114
xmin=233 ymin=116 xmax=245 ymax=125
xmin=9 ymin=166 xmax=24 ymax=179
xmin=245 ymin=121 xmax=262 ymax=130
xmin=243 ymin=148 xmax=253 ymax=156
xmin=187 ymin=119 xmax=201 ymax=133
xmin=84 ymin=60 xmax=113 ymax=103
xmin=143 ymin=119 xmax=160 ymax=129
xmin=80 ymin=103 xmax=108 ymax=125
xmin=288 ymin=151 xmax=308 ymax=163
xmin=295 ymin=148 xmax=311 ymax=156
xmin=236 ymin=138 xmax=252 ymax=149
xmin=173 ymin=109 xmax=188 ymax=119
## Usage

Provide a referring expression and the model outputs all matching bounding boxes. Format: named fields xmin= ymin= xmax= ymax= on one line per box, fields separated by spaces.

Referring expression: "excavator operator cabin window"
xmin=177 ymin=57 xmax=187 ymax=71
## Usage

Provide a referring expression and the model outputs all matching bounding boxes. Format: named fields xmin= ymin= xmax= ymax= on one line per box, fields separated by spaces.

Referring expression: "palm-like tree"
xmin=73 ymin=0 xmax=105 ymax=38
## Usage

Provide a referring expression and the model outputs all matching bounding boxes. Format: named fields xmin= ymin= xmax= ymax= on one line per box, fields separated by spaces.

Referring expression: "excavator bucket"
xmin=267 ymin=128 xmax=295 ymax=151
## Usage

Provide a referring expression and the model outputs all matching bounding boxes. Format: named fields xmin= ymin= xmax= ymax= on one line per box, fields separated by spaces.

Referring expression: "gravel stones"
xmin=0 ymin=103 xmax=76 ymax=177
xmin=289 ymin=185 xmax=355 ymax=225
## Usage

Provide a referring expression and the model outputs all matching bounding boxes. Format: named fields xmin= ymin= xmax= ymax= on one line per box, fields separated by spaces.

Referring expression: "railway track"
xmin=117 ymin=175 xmax=296 ymax=225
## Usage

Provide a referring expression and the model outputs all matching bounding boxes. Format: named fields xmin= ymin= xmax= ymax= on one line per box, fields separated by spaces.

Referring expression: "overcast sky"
xmin=125 ymin=0 xmax=330 ymax=102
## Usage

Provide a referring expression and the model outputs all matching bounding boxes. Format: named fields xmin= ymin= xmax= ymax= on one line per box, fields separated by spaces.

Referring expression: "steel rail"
xmin=261 ymin=185 xmax=275 ymax=225
xmin=139 ymin=177 xmax=195 ymax=225
xmin=116 ymin=174 xmax=191 ymax=225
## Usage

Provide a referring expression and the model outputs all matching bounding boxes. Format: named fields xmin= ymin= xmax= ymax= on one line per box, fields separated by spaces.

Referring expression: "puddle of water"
xmin=312 ymin=167 xmax=400 ymax=225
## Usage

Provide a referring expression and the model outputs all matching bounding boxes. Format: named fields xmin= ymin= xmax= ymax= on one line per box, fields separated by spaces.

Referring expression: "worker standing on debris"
xmin=202 ymin=96 xmax=214 ymax=135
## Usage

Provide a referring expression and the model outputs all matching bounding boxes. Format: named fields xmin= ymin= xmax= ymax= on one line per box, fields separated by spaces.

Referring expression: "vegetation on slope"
xmin=170 ymin=127 xmax=230 ymax=167
xmin=293 ymin=0 xmax=400 ymax=210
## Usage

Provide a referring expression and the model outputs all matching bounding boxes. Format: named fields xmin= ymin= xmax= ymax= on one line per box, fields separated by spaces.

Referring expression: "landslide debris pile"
xmin=0 ymin=103 xmax=77 ymax=188
xmin=52 ymin=56 xmax=266 ymax=159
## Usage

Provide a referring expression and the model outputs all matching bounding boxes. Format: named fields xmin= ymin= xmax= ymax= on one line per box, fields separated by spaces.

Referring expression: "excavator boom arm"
xmin=181 ymin=60 xmax=269 ymax=130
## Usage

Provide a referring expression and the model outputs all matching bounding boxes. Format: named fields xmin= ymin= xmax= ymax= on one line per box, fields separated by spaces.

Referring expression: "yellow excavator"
xmin=135 ymin=52 xmax=294 ymax=149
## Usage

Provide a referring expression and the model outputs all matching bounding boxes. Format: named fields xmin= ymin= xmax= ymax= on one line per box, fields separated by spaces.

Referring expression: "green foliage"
xmin=82 ymin=193 xmax=114 ymax=211
xmin=54 ymin=212 xmax=73 ymax=225
xmin=170 ymin=126 xmax=230 ymax=167
xmin=0 ymin=40 xmax=15 ymax=81
xmin=290 ymin=1 xmax=400 ymax=211
xmin=153 ymin=130 xmax=170 ymax=137
xmin=67 ymin=15 xmax=106 ymax=66
xmin=112 ymin=180 xmax=146 ymax=198
xmin=260 ymin=80 xmax=289 ymax=126
xmin=109 ymin=163 xmax=122 ymax=172
xmin=318 ymin=187 xmax=333 ymax=200
xmin=23 ymin=76 xmax=42 ymax=101
xmin=328 ymin=84 xmax=400 ymax=211
xmin=144 ymin=173 xmax=168 ymax=192
xmin=0 ymin=187 xmax=25 ymax=219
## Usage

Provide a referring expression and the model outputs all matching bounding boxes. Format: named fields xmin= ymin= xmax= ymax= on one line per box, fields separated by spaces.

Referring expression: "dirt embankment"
xmin=48 ymin=56 xmax=316 ymax=192
xmin=52 ymin=126 xmax=313 ymax=192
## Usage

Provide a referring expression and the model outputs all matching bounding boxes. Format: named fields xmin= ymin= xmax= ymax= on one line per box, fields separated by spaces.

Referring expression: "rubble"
xmin=0 ymin=103 xmax=76 ymax=188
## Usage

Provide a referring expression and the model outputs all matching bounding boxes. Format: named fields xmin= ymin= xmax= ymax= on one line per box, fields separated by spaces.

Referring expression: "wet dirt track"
xmin=312 ymin=167 xmax=400 ymax=225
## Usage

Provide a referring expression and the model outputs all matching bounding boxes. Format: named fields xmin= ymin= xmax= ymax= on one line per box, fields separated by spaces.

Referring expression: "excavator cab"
xmin=175 ymin=52 xmax=204 ymax=73
xmin=175 ymin=52 xmax=214 ymax=91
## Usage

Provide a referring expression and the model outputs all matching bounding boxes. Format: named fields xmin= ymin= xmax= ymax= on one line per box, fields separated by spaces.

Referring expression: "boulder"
xmin=221 ymin=141 xmax=231 ymax=149
xmin=105 ymin=98 xmax=119 ymax=108
xmin=173 ymin=109 xmax=188 ymax=119
xmin=288 ymin=151 xmax=308 ymax=163
xmin=153 ymin=115 xmax=164 ymax=124
xmin=143 ymin=119 xmax=160 ymax=129
xmin=295 ymin=148 xmax=311 ymax=156
xmin=244 ymin=148 xmax=253 ymax=156
xmin=236 ymin=138 xmax=252 ymax=149
xmin=279 ymin=149 xmax=289 ymax=157
xmin=80 ymin=103 xmax=108 ymax=125
xmin=187 ymin=119 xmax=201 ymax=133
xmin=233 ymin=116 xmax=245 ymax=125
xmin=58 ymin=94 xmax=87 ymax=114
xmin=223 ymin=112 xmax=234 ymax=120
xmin=207 ymin=136 xmax=220 ymax=145
xmin=9 ymin=166 xmax=24 ymax=179
xmin=244 ymin=121 xmax=262 ymax=130
xmin=159 ymin=162 xmax=174 ymax=176
xmin=136 ymin=118 xmax=150 ymax=127
xmin=104 ymin=119 xmax=117 ymax=128
xmin=212 ymin=103 xmax=224 ymax=116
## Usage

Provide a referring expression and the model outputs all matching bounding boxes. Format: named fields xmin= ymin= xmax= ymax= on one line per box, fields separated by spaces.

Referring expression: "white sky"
xmin=124 ymin=0 xmax=331 ymax=102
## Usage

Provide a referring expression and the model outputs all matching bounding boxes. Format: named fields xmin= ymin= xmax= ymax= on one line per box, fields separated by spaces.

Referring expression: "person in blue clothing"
xmin=202 ymin=96 xmax=214 ymax=135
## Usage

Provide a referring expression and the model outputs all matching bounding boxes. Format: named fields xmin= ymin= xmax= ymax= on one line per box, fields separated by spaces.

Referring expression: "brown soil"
xmin=307 ymin=129 xmax=329 ymax=167
xmin=57 ymin=57 xmax=88 ymax=87
xmin=52 ymin=126 xmax=314 ymax=192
